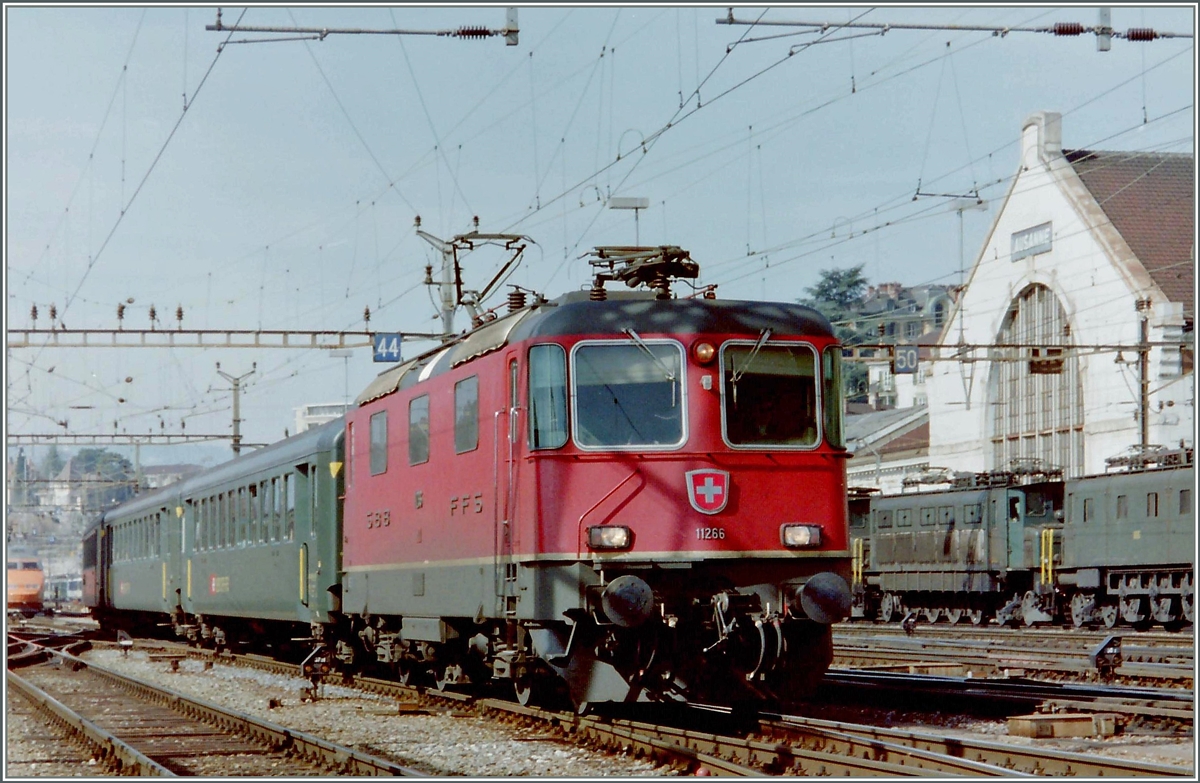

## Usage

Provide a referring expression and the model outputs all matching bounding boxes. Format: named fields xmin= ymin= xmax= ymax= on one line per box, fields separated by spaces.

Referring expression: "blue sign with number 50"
xmin=373 ymin=333 xmax=403 ymax=363
xmin=893 ymin=345 xmax=919 ymax=374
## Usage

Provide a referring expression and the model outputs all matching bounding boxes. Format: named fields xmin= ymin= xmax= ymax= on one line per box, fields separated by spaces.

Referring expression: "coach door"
xmin=164 ymin=505 xmax=181 ymax=614
xmin=297 ymin=462 xmax=319 ymax=608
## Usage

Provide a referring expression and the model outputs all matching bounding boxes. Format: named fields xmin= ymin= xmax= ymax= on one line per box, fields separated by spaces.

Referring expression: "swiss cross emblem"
xmin=686 ymin=469 xmax=730 ymax=515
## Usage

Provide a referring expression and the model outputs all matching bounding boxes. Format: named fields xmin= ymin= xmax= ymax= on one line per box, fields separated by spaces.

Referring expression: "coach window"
xmin=286 ymin=474 xmax=296 ymax=540
xmin=248 ymin=484 xmax=259 ymax=545
xmin=528 ymin=344 xmax=567 ymax=449
xmin=1147 ymin=492 xmax=1159 ymax=518
xmin=271 ymin=477 xmax=282 ymax=542
xmin=723 ymin=341 xmax=818 ymax=448
xmin=1116 ymin=494 xmax=1128 ymax=520
xmin=237 ymin=487 xmax=247 ymax=546
xmin=455 ymin=375 xmax=480 ymax=454
xmin=573 ymin=340 xmax=684 ymax=449
xmin=370 ymin=411 xmax=388 ymax=475
xmin=1181 ymin=489 xmax=1192 ymax=515
xmin=409 ymin=395 xmax=430 ymax=464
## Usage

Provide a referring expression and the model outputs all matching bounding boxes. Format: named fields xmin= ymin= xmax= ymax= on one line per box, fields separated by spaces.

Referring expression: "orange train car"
xmin=7 ymin=554 xmax=45 ymax=617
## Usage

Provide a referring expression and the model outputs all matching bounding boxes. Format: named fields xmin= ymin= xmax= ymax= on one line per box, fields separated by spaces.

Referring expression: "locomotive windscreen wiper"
xmin=729 ymin=328 xmax=772 ymax=406
xmin=623 ymin=328 xmax=678 ymax=407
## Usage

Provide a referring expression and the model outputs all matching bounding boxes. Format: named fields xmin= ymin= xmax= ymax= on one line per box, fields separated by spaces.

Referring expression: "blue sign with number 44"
xmin=373 ymin=333 xmax=403 ymax=363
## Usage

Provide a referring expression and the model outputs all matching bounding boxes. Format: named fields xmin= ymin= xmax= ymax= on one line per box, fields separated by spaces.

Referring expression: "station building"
xmin=926 ymin=111 xmax=1193 ymax=478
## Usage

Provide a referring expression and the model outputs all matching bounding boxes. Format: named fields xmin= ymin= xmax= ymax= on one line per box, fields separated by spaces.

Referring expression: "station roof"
xmin=1066 ymin=149 xmax=1194 ymax=318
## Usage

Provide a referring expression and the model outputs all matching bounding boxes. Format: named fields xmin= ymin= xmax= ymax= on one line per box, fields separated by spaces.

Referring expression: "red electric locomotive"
xmin=339 ymin=246 xmax=851 ymax=708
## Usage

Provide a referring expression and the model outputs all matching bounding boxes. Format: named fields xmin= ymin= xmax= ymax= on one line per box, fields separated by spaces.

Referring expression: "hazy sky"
xmin=5 ymin=4 xmax=1195 ymax=457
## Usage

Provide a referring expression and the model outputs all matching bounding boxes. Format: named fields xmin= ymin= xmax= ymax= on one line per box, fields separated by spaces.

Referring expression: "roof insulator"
xmin=457 ymin=26 xmax=490 ymax=40
xmin=1053 ymin=22 xmax=1084 ymax=36
xmin=1125 ymin=28 xmax=1158 ymax=42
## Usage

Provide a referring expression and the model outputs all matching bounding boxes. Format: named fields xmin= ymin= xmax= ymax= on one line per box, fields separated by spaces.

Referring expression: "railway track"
xmin=832 ymin=624 xmax=1194 ymax=685
xmin=83 ymin=638 xmax=1192 ymax=777
xmin=8 ymin=648 xmax=424 ymax=776
xmin=820 ymin=669 xmax=1194 ymax=726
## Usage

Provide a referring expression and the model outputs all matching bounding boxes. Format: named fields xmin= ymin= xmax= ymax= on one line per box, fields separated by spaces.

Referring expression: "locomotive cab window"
xmin=528 ymin=344 xmax=567 ymax=450
xmin=409 ymin=395 xmax=430 ymax=465
xmin=455 ymin=375 xmax=479 ymax=454
xmin=572 ymin=340 xmax=684 ymax=449
xmin=722 ymin=341 xmax=819 ymax=447
xmin=370 ymin=410 xmax=388 ymax=475
xmin=822 ymin=346 xmax=844 ymax=448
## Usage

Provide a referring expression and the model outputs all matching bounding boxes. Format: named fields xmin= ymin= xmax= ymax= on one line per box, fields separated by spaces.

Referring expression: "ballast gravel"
xmin=78 ymin=649 xmax=673 ymax=777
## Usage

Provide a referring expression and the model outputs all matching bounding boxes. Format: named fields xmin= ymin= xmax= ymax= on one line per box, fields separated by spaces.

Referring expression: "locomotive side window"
xmin=722 ymin=341 xmax=819 ymax=447
xmin=965 ymin=503 xmax=982 ymax=525
xmin=1181 ymin=489 xmax=1192 ymax=515
xmin=572 ymin=340 xmax=684 ymax=449
xmin=896 ymin=509 xmax=912 ymax=527
xmin=1147 ymin=492 xmax=1159 ymax=517
xmin=822 ymin=346 xmax=845 ymax=448
xmin=370 ymin=410 xmax=388 ymax=475
xmin=528 ymin=344 xmax=567 ymax=450
xmin=1083 ymin=497 xmax=1094 ymax=523
xmin=409 ymin=395 xmax=430 ymax=465
xmin=455 ymin=375 xmax=480 ymax=454
xmin=920 ymin=507 xmax=935 ymax=526
xmin=876 ymin=509 xmax=893 ymax=528
xmin=1116 ymin=494 xmax=1128 ymax=519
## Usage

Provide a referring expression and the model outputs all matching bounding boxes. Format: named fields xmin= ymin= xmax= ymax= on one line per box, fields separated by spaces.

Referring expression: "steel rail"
xmin=763 ymin=713 xmax=1194 ymax=777
xmin=611 ymin=712 xmax=1021 ymax=776
xmin=7 ymin=669 xmax=175 ymax=776
xmin=36 ymin=648 xmax=427 ymax=776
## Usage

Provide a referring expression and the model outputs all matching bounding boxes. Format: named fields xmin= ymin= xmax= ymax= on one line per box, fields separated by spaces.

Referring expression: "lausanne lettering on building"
xmin=1011 ymin=221 xmax=1052 ymax=262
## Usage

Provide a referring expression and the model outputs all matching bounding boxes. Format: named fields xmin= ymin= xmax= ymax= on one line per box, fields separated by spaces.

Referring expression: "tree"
xmin=801 ymin=264 xmax=869 ymax=310
xmin=39 ymin=444 xmax=66 ymax=480
xmin=74 ymin=448 xmax=136 ymax=509
xmin=798 ymin=264 xmax=872 ymax=402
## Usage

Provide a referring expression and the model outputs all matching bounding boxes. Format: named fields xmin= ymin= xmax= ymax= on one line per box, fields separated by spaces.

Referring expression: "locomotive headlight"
xmin=692 ymin=341 xmax=716 ymax=364
xmin=780 ymin=524 xmax=822 ymax=548
xmin=588 ymin=525 xmax=632 ymax=550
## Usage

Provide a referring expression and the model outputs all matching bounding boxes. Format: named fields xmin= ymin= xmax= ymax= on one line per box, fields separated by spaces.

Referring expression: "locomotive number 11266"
xmin=696 ymin=527 xmax=726 ymax=540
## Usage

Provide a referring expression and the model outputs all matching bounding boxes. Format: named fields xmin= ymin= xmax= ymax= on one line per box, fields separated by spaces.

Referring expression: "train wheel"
xmin=879 ymin=593 xmax=897 ymax=623
xmin=922 ymin=607 xmax=942 ymax=624
xmin=514 ymin=676 xmax=537 ymax=707
xmin=395 ymin=660 xmax=419 ymax=686
xmin=1069 ymin=593 xmax=1091 ymax=628
xmin=436 ymin=663 xmax=464 ymax=692
xmin=944 ymin=608 xmax=963 ymax=625
xmin=966 ymin=608 xmax=984 ymax=626
xmin=1099 ymin=604 xmax=1119 ymax=629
